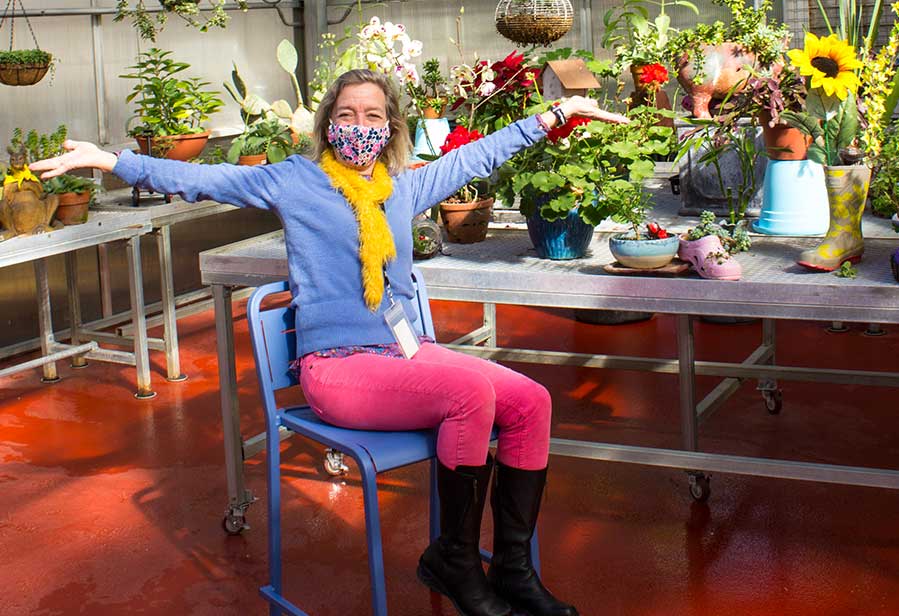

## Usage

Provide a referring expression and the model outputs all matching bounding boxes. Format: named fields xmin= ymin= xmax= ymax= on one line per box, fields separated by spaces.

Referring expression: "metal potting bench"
xmin=199 ymin=229 xmax=899 ymax=532
xmin=0 ymin=212 xmax=155 ymax=397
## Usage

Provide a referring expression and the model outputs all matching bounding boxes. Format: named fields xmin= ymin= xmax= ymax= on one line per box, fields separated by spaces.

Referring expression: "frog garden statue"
xmin=1 ymin=145 xmax=59 ymax=242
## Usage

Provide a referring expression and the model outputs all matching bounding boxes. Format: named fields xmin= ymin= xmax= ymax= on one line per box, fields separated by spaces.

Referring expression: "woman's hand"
xmin=539 ymin=96 xmax=630 ymax=129
xmin=29 ymin=140 xmax=119 ymax=179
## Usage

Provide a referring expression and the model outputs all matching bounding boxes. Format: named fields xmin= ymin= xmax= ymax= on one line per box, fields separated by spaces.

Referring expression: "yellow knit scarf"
xmin=319 ymin=150 xmax=396 ymax=311
xmin=4 ymin=165 xmax=41 ymax=189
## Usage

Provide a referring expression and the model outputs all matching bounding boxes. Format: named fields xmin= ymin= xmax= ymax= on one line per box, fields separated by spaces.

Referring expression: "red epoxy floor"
xmin=2 ymin=301 xmax=898 ymax=616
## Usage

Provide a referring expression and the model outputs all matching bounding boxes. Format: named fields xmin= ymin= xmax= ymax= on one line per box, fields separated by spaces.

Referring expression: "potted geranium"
xmin=120 ymin=47 xmax=224 ymax=161
xmin=496 ymin=105 xmax=674 ymax=260
xmin=436 ymin=125 xmax=494 ymax=243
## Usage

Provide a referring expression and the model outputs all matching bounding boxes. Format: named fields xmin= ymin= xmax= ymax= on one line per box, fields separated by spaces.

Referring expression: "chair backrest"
xmin=247 ymin=267 xmax=435 ymax=415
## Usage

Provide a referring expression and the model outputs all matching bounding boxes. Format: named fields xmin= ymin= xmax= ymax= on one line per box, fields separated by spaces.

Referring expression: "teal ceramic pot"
xmin=526 ymin=208 xmax=595 ymax=260
xmin=608 ymin=232 xmax=679 ymax=269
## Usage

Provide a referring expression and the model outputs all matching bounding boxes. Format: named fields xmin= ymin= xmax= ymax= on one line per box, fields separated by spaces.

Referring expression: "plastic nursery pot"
xmin=54 ymin=191 xmax=91 ymax=225
xmin=608 ymin=233 xmax=679 ymax=269
xmin=238 ymin=153 xmax=267 ymax=166
xmin=135 ymin=131 xmax=211 ymax=161
xmin=759 ymin=111 xmax=810 ymax=161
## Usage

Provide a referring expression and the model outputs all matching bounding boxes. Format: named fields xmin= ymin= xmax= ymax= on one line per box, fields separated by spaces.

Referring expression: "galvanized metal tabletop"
xmin=199 ymin=227 xmax=899 ymax=533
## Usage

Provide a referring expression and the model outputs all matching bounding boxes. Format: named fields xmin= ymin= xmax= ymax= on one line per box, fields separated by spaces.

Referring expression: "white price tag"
xmin=383 ymin=301 xmax=420 ymax=359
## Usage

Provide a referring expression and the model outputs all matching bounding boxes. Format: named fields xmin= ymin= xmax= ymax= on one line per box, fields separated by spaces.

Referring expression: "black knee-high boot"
xmin=418 ymin=457 xmax=512 ymax=616
xmin=487 ymin=462 xmax=578 ymax=616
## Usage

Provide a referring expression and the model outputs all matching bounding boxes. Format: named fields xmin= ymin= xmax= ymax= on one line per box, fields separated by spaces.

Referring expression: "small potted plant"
xmin=10 ymin=125 xmax=100 ymax=226
xmin=415 ymin=58 xmax=449 ymax=119
xmin=120 ymin=47 xmax=224 ymax=161
xmin=664 ymin=0 xmax=790 ymax=118
xmin=226 ymin=116 xmax=295 ymax=166
xmin=0 ymin=48 xmax=54 ymax=87
xmin=496 ymin=105 xmax=674 ymax=260
xmin=607 ymin=183 xmax=680 ymax=269
xmin=436 ymin=125 xmax=494 ymax=243
xmin=677 ymin=210 xmax=743 ymax=280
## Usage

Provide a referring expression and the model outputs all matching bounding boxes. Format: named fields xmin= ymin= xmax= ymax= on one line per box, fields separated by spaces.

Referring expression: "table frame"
xmin=199 ymin=230 xmax=899 ymax=532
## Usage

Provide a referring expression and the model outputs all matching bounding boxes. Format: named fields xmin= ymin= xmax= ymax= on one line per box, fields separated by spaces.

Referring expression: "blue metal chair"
xmin=247 ymin=267 xmax=538 ymax=616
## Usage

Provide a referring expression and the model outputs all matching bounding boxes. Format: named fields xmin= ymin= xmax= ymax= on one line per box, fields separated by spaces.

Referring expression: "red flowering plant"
xmin=636 ymin=62 xmax=669 ymax=92
xmin=439 ymin=124 xmax=487 ymax=202
xmin=494 ymin=104 xmax=675 ymax=225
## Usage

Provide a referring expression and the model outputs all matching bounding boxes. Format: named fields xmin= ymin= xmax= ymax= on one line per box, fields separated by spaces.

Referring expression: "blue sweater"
xmin=113 ymin=116 xmax=546 ymax=355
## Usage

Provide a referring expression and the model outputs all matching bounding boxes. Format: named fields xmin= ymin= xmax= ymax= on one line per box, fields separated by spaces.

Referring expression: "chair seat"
xmin=281 ymin=406 xmax=500 ymax=474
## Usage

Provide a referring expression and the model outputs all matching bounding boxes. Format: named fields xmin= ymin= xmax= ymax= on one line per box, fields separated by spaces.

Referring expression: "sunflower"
xmin=787 ymin=32 xmax=863 ymax=100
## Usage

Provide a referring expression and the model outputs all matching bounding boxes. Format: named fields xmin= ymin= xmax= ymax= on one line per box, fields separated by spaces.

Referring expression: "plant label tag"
xmin=384 ymin=301 xmax=420 ymax=359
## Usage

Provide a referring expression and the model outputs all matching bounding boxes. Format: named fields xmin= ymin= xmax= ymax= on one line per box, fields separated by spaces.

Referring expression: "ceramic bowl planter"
xmin=676 ymin=43 xmax=755 ymax=119
xmin=526 ymin=209 xmax=595 ymax=260
xmin=54 ymin=191 xmax=91 ymax=225
xmin=135 ymin=131 xmax=211 ymax=161
xmin=608 ymin=233 xmax=679 ymax=269
xmin=440 ymin=197 xmax=493 ymax=244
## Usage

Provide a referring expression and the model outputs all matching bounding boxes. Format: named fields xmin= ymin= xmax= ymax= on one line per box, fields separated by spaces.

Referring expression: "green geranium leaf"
xmin=628 ymin=159 xmax=656 ymax=181
xmin=558 ymin=163 xmax=587 ymax=178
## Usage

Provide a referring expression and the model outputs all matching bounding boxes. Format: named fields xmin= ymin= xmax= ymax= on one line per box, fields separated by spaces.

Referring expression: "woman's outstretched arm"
xmin=30 ymin=139 xmax=299 ymax=211
xmin=404 ymin=97 xmax=628 ymax=216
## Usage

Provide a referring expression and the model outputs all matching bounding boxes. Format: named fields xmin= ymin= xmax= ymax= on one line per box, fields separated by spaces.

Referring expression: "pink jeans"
xmin=299 ymin=342 xmax=551 ymax=470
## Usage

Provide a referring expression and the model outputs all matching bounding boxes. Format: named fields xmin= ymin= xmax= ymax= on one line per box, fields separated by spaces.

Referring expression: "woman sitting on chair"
xmin=31 ymin=69 xmax=627 ymax=616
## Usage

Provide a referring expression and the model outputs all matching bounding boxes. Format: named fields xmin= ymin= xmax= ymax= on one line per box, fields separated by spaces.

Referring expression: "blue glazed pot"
xmin=526 ymin=208 xmax=595 ymax=260
xmin=608 ymin=233 xmax=679 ymax=269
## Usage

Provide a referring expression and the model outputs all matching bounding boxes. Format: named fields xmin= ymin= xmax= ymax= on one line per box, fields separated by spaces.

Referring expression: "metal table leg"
xmin=97 ymin=243 xmax=113 ymax=318
xmin=65 ymin=252 xmax=88 ymax=369
xmin=125 ymin=236 xmax=155 ymax=399
xmin=33 ymin=258 xmax=59 ymax=383
xmin=758 ymin=319 xmax=782 ymax=413
xmin=156 ymin=226 xmax=186 ymax=382
xmin=677 ymin=314 xmax=710 ymax=500
xmin=214 ymin=284 xmax=254 ymax=533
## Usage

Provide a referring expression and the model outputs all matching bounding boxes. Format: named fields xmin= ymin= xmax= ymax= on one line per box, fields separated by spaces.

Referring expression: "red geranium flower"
xmin=546 ymin=116 xmax=592 ymax=143
xmin=440 ymin=125 xmax=484 ymax=154
xmin=638 ymin=63 xmax=669 ymax=87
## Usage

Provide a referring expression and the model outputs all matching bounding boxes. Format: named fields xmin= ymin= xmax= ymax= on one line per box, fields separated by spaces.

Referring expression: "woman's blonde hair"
xmin=312 ymin=69 xmax=410 ymax=175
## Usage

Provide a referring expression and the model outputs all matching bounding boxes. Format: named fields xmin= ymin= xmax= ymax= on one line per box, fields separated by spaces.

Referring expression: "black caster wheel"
xmin=222 ymin=513 xmax=246 ymax=535
xmin=688 ymin=473 xmax=711 ymax=502
xmin=763 ymin=389 xmax=783 ymax=415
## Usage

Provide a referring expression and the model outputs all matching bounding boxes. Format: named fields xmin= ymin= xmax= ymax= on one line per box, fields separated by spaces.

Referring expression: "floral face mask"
xmin=327 ymin=121 xmax=391 ymax=168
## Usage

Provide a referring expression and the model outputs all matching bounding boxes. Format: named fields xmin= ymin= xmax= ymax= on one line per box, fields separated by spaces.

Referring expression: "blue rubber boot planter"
xmin=753 ymin=159 xmax=829 ymax=236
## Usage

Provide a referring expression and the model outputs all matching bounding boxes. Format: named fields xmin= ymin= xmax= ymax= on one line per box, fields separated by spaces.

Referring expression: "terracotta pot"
xmin=760 ymin=111 xmax=809 ymax=160
xmin=439 ymin=197 xmax=493 ymax=243
xmin=54 ymin=191 xmax=91 ymax=225
xmin=422 ymin=106 xmax=443 ymax=120
xmin=676 ymin=43 xmax=755 ymax=119
xmin=135 ymin=130 xmax=210 ymax=161
xmin=238 ymin=153 xmax=267 ymax=166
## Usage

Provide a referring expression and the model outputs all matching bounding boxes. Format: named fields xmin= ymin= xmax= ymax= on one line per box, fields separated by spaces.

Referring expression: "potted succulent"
xmin=677 ymin=210 xmax=744 ymax=280
xmin=120 ymin=47 xmax=224 ymax=161
xmin=226 ymin=116 xmax=295 ymax=166
xmin=0 ymin=48 xmax=54 ymax=87
xmin=10 ymin=125 xmax=100 ymax=226
xmin=496 ymin=105 xmax=674 ymax=260
xmin=606 ymin=185 xmax=680 ymax=269
xmin=664 ymin=0 xmax=790 ymax=118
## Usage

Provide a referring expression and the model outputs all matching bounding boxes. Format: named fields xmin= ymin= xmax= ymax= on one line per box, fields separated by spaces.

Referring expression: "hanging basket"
xmin=494 ymin=0 xmax=573 ymax=46
xmin=0 ymin=60 xmax=50 ymax=86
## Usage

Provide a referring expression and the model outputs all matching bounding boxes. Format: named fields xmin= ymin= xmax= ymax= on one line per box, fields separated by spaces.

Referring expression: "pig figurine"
xmin=677 ymin=43 xmax=756 ymax=119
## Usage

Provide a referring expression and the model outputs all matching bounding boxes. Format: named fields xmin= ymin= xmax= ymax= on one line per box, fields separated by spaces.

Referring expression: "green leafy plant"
xmin=413 ymin=58 xmax=449 ymax=115
xmin=601 ymin=0 xmax=698 ymax=70
xmin=869 ymin=123 xmax=899 ymax=216
xmin=834 ymin=260 xmax=858 ymax=277
xmin=120 ymin=47 xmax=224 ymax=139
xmin=665 ymin=0 xmax=790 ymax=83
xmin=114 ymin=0 xmax=247 ymax=42
xmin=0 ymin=49 xmax=53 ymax=66
xmin=496 ymin=105 xmax=674 ymax=225
xmin=685 ymin=210 xmax=751 ymax=253
xmin=9 ymin=125 xmax=100 ymax=200
xmin=226 ymin=117 xmax=295 ymax=164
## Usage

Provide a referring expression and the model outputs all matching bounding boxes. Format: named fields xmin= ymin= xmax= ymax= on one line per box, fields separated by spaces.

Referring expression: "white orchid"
xmin=477 ymin=81 xmax=496 ymax=96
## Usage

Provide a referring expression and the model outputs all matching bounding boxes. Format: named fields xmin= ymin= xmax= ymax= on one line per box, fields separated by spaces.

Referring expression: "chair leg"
xmin=428 ymin=458 xmax=439 ymax=542
xmin=358 ymin=456 xmax=389 ymax=616
xmin=267 ymin=424 xmax=284 ymax=605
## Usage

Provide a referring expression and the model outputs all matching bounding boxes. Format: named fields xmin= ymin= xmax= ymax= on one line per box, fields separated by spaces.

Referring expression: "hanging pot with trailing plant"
xmin=0 ymin=0 xmax=54 ymax=86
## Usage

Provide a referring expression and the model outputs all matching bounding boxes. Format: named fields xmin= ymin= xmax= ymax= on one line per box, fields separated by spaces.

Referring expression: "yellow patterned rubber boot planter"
xmin=797 ymin=165 xmax=870 ymax=272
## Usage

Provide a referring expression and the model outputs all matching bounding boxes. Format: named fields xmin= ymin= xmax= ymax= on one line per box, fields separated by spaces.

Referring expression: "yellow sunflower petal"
xmin=803 ymin=31 xmax=821 ymax=58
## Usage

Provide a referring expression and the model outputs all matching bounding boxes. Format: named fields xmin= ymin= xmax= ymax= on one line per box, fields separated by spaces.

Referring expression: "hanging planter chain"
xmin=0 ymin=0 xmax=43 ymax=52
xmin=0 ymin=0 xmax=52 ymax=86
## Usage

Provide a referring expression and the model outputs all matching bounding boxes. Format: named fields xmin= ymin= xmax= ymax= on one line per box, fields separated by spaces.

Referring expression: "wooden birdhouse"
xmin=540 ymin=59 xmax=600 ymax=100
